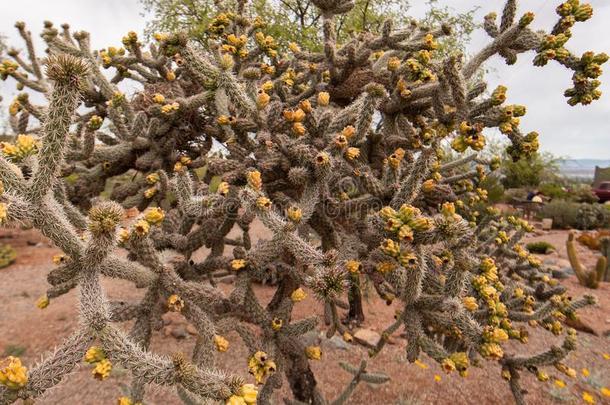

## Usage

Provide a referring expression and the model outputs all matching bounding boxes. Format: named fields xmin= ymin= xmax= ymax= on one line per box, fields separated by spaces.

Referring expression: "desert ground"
xmin=0 ymin=222 xmax=608 ymax=405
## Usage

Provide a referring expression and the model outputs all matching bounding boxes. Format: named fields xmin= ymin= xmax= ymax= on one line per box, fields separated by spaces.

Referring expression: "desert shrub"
xmin=525 ymin=241 xmax=555 ymax=254
xmin=575 ymin=203 xmax=610 ymax=230
xmin=501 ymin=152 xmax=562 ymax=189
xmin=541 ymin=201 xmax=610 ymax=230
xmin=538 ymin=183 xmax=569 ymax=200
xmin=540 ymin=200 xmax=580 ymax=229
xmin=0 ymin=1 xmax=605 ymax=405
xmin=569 ymin=183 xmax=599 ymax=203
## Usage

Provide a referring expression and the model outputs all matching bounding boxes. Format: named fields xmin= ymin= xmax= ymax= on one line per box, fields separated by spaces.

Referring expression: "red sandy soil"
xmin=0 ymin=224 xmax=608 ymax=405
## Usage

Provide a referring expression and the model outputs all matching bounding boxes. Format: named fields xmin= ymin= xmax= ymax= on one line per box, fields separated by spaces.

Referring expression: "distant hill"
xmin=559 ymin=159 xmax=610 ymax=179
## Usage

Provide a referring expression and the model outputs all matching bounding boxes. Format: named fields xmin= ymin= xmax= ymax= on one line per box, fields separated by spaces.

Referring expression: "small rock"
xmin=186 ymin=324 xmax=198 ymax=335
xmin=326 ymin=335 xmax=349 ymax=350
xmin=354 ymin=328 xmax=381 ymax=347
xmin=170 ymin=325 xmax=188 ymax=339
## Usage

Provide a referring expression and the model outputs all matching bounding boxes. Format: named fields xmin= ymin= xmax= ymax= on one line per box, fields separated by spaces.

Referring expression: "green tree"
xmin=501 ymin=151 xmax=562 ymax=188
xmin=141 ymin=0 xmax=479 ymax=52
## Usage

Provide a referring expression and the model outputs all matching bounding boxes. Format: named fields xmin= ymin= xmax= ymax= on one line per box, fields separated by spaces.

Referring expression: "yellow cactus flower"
xmin=434 ymin=374 xmax=442 ymax=382
xmin=247 ymin=170 xmax=262 ymax=191
xmin=144 ymin=207 xmax=165 ymax=225
xmin=117 ymin=397 xmax=133 ymax=405
xmin=152 ymin=93 xmax=165 ymax=104
xmin=290 ymin=288 xmax=307 ymax=302
xmin=0 ymin=203 xmax=7 ymax=224
xmin=217 ymin=181 xmax=230 ymax=196
xmin=387 ymin=56 xmax=401 ymax=71
xmin=240 ymin=384 xmax=258 ymax=404
xmin=377 ymin=261 xmax=397 ymax=273
xmin=118 ymin=227 xmax=130 ymax=243
xmin=345 ymin=260 xmax=361 ymax=273
xmin=271 ymin=318 xmax=283 ymax=331
xmin=554 ymin=379 xmax=566 ymax=388
xmin=144 ymin=187 xmax=158 ymax=199
xmin=480 ymin=343 xmax=503 ymax=360
xmin=0 ymin=356 xmax=28 ymax=390
xmin=292 ymin=122 xmax=306 ymax=136
xmin=214 ymin=335 xmax=229 ymax=352
xmin=317 ymin=92 xmax=330 ymax=106
xmin=414 ymin=359 xmax=429 ymax=369
xmin=441 ymin=358 xmax=456 ymax=373
xmin=299 ymin=99 xmax=312 ymax=113
xmin=133 ymin=219 xmax=150 ymax=236
xmin=167 ymin=294 xmax=184 ymax=312
xmin=166 ymin=70 xmax=176 ymax=81
xmin=231 ymin=259 xmax=247 ymax=271
xmin=305 ymin=346 xmax=322 ymax=360
xmin=256 ymin=90 xmax=270 ymax=109
xmin=85 ymin=346 xmax=106 ymax=364
xmin=381 ymin=239 xmax=400 ymax=257
xmin=256 ymin=197 xmax=272 ymax=210
xmin=462 ymin=296 xmax=478 ymax=312
xmin=334 ymin=134 xmax=348 ymax=148
xmin=345 ymin=147 xmax=360 ymax=160
xmin=146 ymin=173 xmax=160 ymax=184
xmin=52 ymin=254 xmax=67 ymax=265
xmin=93 ymin=359 xmax=112 ymax=380
xmin=582 ymin=392 xmax=595 ymax=404
xmin=160 ymin=102 xmax=180 ymax=115
xmin=286 ymin=206 xmax=302 ymax=222
xmin=36 ymin=295 xmax=49 ymax=309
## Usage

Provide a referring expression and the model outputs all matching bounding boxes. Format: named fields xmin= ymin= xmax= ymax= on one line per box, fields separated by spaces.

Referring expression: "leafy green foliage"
xmin=525 ymin=241 xmax=555 ymax=254
xmin=502 ymin=151 xmax=562 ymax=188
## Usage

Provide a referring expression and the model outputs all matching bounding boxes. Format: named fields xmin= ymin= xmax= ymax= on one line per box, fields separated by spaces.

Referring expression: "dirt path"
xmin=0 ymin=227 xmax=608 ymax=405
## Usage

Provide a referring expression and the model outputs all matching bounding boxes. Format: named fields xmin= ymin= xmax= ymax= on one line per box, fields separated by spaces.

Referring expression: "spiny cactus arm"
xmin=440 ymin=153 xmax=478 ymax=172
xmin=566 ymin=232 xmax=600 ymax=288
xmin=28 ymin=55 xmax=89 ymax=202
xmin=504 ymin=334 xmax=577 ymax=370
xmin=98 ymin=326 xmax=240 ymax=400
xmin=0 ymin=329 xmax=93 ymax=405
xmin=52 ymin=184 xmax=88 ymax=230
xmin=0 ymin=193 xmax=33 ymax=225
xmin=328 ymin=361 xmax=389 ymax=405
xmin=369 ymin=314 xmax=404 ymax=357
xmin=390 ymin=147 xmax=435 ymax=208
xmin=0 ymin=158 xmax=26 ymax=195
xmin=462 ymin=12 xmax=535 ymax=79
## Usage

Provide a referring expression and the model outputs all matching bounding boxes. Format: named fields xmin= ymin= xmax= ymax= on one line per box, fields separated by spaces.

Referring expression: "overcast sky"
xmin=1 ymin=0 xmax=608 ymax=159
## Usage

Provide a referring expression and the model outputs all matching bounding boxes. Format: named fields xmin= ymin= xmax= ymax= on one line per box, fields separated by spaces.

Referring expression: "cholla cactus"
xmin=0 ymin=1 xmax=605 ymax=404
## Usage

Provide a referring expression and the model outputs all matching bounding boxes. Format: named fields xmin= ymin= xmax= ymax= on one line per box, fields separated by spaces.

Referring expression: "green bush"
xmin=526 ymin=241 xmax=555 ymax=254
xmin=538 ymin=183 xmax=569 ymax=200
xmin=541 ymin=200 xmax=610 ymax=230
xmin=575 ymin=204 xmax=610 ymax=230
xmin=570 ymin=183 xmax=599 ymax=203
xmin=478 ymin=175 xmax=505 ymax=204
xmin=540 ymin=200 xmax=580 ymax=229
